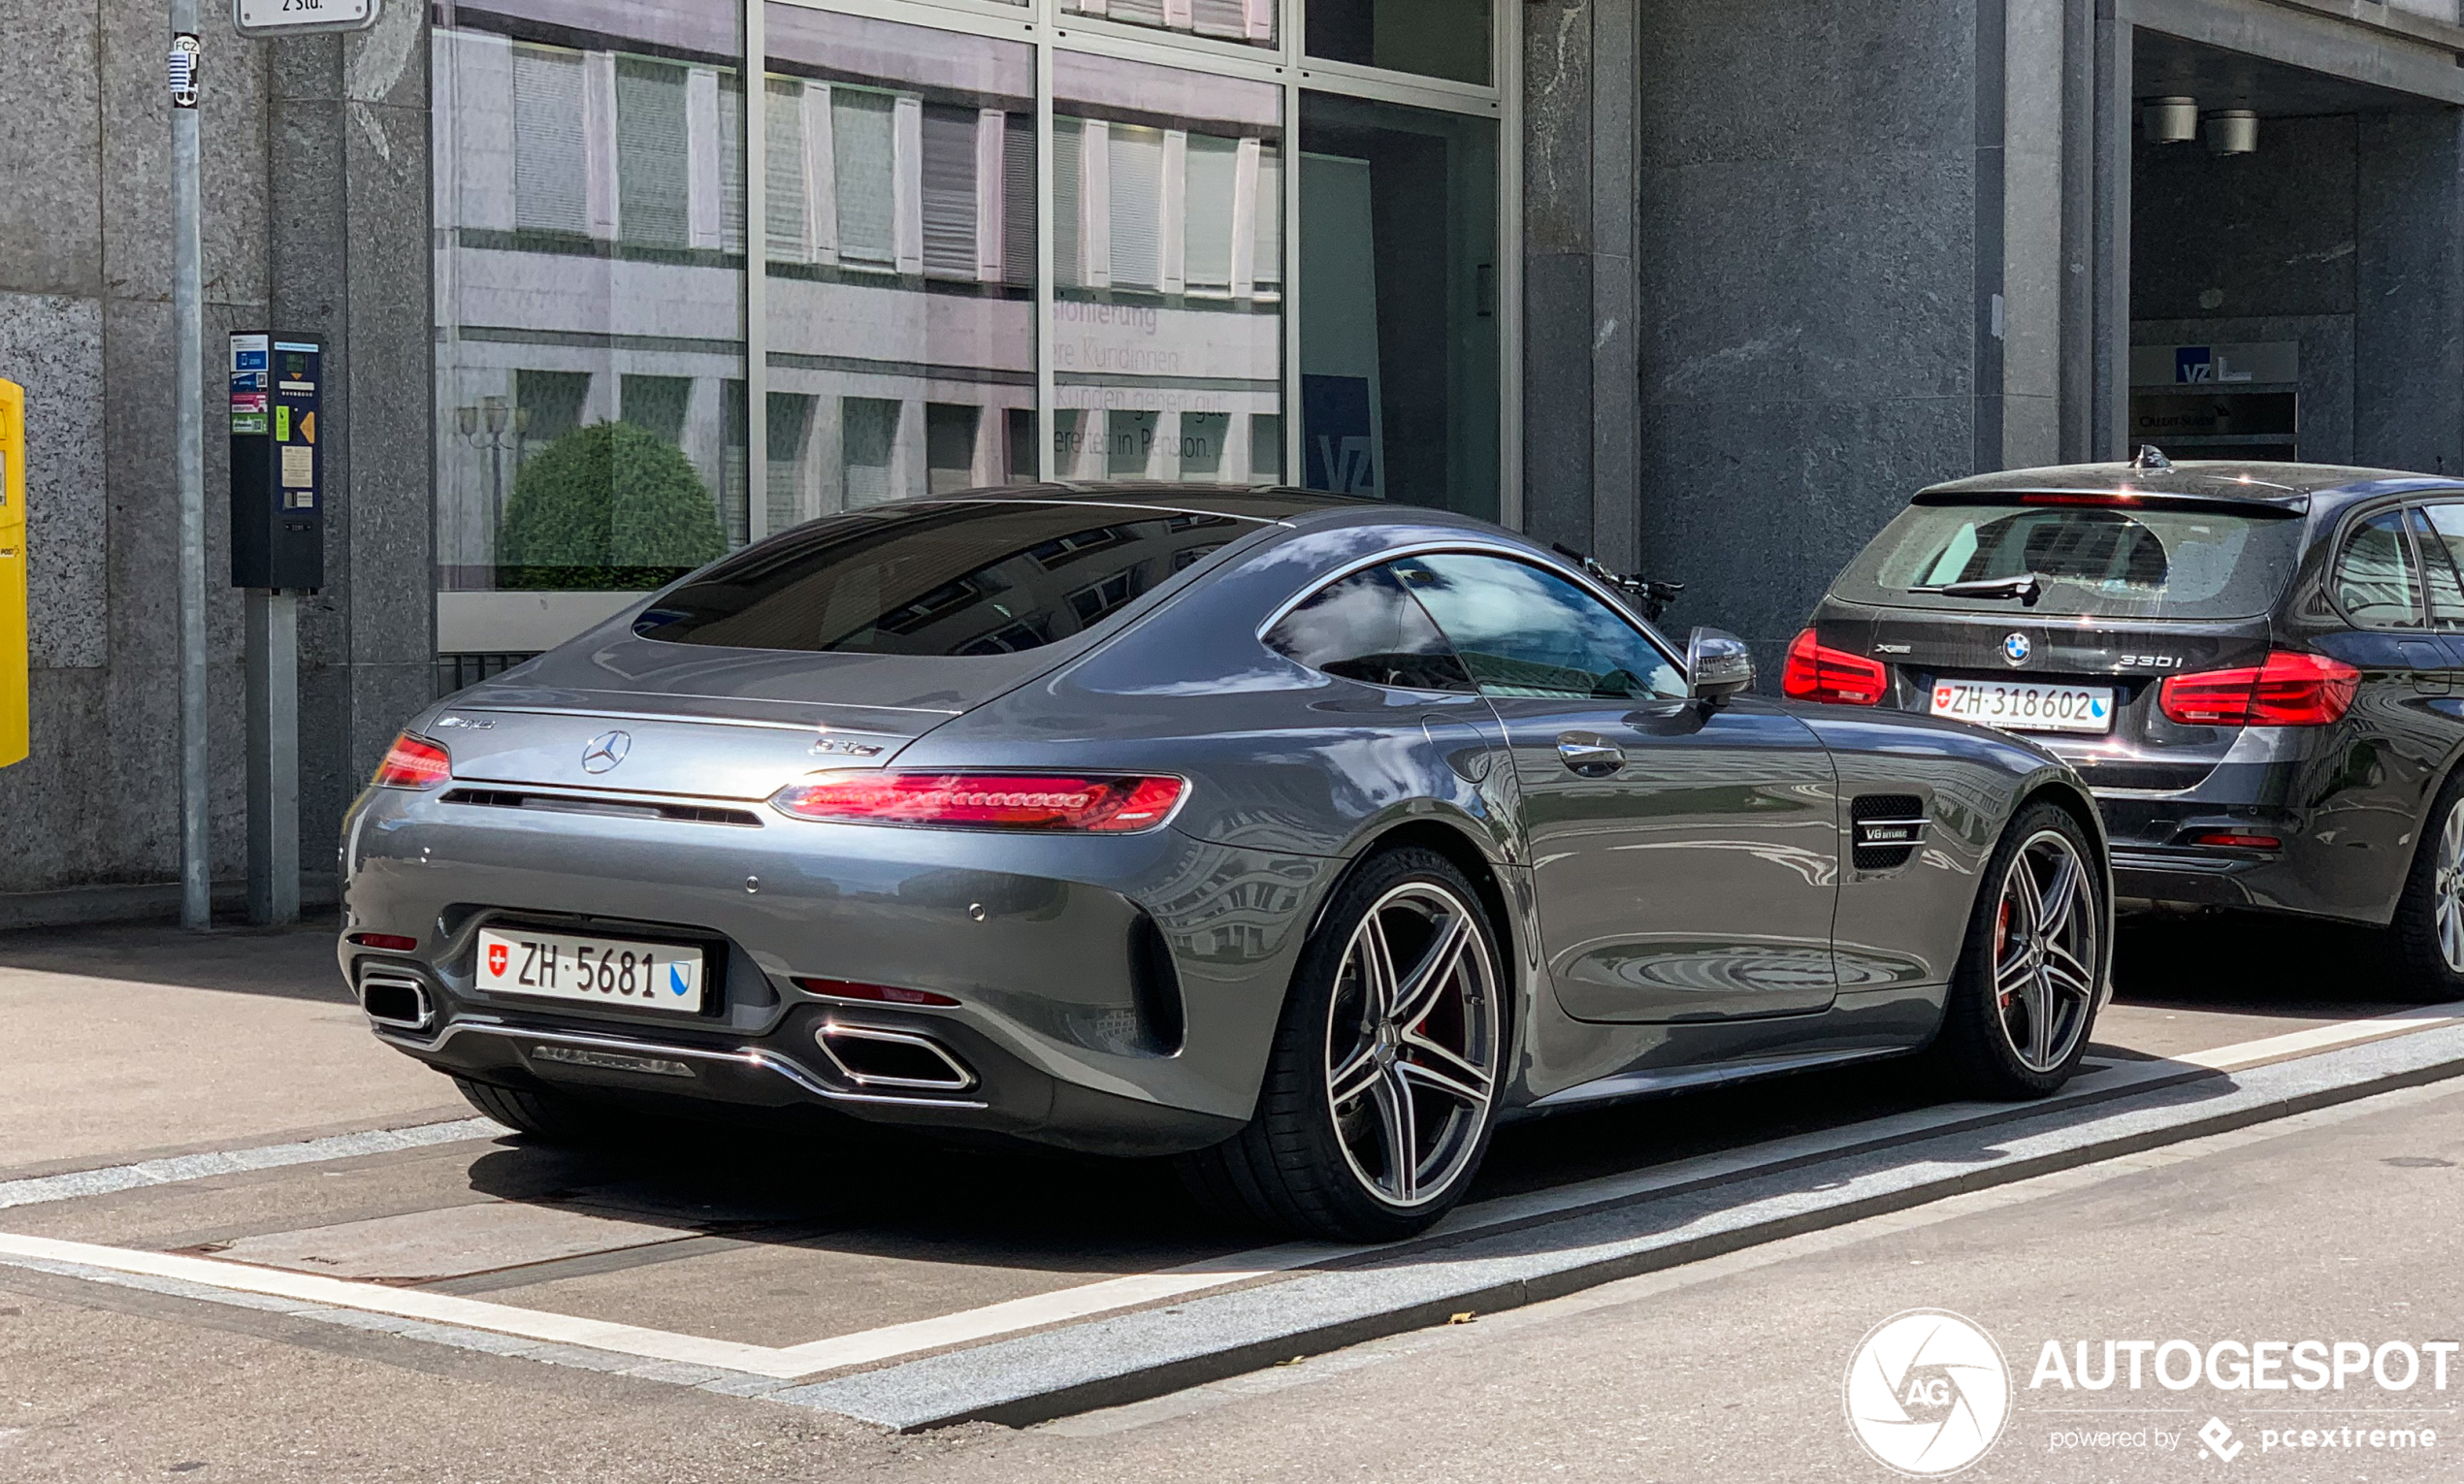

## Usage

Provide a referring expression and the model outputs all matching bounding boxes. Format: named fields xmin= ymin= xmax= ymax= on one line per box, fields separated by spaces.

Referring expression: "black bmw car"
xmin=1801 ymin=452 xmax=2464 ymax=993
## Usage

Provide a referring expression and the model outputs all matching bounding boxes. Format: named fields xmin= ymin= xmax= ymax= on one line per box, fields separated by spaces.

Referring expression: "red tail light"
xmin=770 ymin=772 xmax=1186 ymax=832
xmin=2190 ymin=831 xmax=2282 ymax=851
xmin=1782 ymin=629 xmax=1888 ymax=706
xmin=794 ymin=977 xmax=960 ymax=1007
xmin=349 ymin=931 xmax=420 ymax=952
xmin=372 ymin=734 xmax=451 ymax=790
xmin=2158 ymin=652 xmax=2359 ymax=727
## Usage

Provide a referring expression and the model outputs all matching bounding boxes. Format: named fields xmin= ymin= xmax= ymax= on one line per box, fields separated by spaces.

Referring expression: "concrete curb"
xmin=782 ymin=1023 xmax=2464 ymax=1431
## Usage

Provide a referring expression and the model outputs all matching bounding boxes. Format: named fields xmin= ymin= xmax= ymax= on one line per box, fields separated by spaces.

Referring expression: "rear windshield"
xmin=632 ymin=501 xmax=1248 ymax=655
xmin=1832 ymin=501 xmax=2305 ymax=620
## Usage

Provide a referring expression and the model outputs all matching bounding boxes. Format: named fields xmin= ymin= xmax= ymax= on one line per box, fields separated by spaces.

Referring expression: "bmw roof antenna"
xmin=1550 ymin=542 xmax=1686 ymax=624
xmin=2131 ymin=443 xmax=2173 ymax=472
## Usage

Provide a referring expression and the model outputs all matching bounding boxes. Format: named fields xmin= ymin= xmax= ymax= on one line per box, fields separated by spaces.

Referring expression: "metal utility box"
xmin=228 ymin=334 xmax=325 ymax=591
xmin=0 ymin=378 xmax=22 ymax=769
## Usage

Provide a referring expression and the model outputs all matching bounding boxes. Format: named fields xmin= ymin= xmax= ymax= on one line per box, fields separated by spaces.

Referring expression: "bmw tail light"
xmin=1782 ymin=629 xmax=1888 ymax=706
xmin=770 ymin=772 xmax=1186 ymax=832
xmin=372 ymin=733 xmax=451 ymax=790
xmin=2158 ymin=652 xmax=2359 ymax=727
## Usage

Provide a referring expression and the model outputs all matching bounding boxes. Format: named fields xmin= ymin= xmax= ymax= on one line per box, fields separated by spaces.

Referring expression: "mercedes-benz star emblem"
xmin=2001 ymin=632 xmax=2031 ymax=666
xmin=580 ymin=730 xmax=632 ymax=773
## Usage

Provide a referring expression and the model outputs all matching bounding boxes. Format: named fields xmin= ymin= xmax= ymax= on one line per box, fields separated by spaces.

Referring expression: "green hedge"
xmin=496 ymin=420 xmax=726 ymax=591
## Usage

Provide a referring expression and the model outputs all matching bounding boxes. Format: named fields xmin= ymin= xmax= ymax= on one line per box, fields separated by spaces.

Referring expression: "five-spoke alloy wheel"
xmin=2391 ymin=770 xmax=2464 ymax=997
xmin=1182 ymin=847 xmax=1506 ymax=1241
xmin=1936 ymin=800 xmax=2107 ymax=1098
xmin=1989 ymin=827 xmax=2099 ymax=1076
xmin=1323 ymin=881 xmax=1502 ymax=1208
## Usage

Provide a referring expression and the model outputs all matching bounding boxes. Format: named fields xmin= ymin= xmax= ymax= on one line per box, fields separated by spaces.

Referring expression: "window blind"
xmin=1107 ymin=125 xmax=1164 ymax=292
xmin=1054 ymin=117 xmax=1084 ymax=288
xmin=512 ymin=46 xmax=588 ymax=236
xmin=615 ymin=56 xmax=691 ymax=248
xmin=764 ymin=80 xmax=806 ymax=259
xmin=1252 ymin=144 xmax=1282 ymax=294
xmin=843 ymin=398 xmax=900 ymax=505
xmin=1183 ymin=133 xmax=1237 ymax=295
xmin=833 ymin=89 xmax=897 ymax=268
xmin=920 ymin=103 xmax=979 ymax=280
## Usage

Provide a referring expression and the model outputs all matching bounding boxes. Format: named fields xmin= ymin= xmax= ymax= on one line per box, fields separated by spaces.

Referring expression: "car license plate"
xmin=474 ymin=927 xmax=706 ymax=1013
xmin=1929 ymin=679 xmax=2116 ymax=734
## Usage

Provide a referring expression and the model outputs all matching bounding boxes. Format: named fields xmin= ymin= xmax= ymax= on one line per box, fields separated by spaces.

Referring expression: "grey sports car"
xmin=341 ymin=485 xmax=2113 ymax=1241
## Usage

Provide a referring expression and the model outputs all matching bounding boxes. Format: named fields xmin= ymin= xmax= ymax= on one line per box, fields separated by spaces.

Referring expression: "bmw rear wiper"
xmin=1913 ymin=573 xmax=2043 ymax=605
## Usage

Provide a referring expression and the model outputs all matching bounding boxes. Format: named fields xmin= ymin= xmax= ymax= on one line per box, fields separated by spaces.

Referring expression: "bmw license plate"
xmin=1929 ymin=679 xmax=2115 ymax=734
xmin=475 ymin=927 xmax=706 ymax=1014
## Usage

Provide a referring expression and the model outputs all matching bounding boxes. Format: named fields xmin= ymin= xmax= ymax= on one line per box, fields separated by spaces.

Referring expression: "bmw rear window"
xmin=632 ymin=501 xmax=1249 ymax=655
xmin=1832 ymin=500 xmax=2305 ymax=620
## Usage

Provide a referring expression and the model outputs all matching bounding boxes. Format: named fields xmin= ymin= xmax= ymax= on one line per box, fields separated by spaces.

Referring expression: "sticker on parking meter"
xmin=229 ymin=334 xmax=270 ymax=435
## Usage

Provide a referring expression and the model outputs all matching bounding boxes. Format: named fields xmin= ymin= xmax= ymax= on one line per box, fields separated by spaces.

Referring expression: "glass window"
xmin=2335 ymin=511 xmax=2423 ymax=629
xmin=1298 ymin=93 xmax=1498 ymax=519
xmin=434 ymin=0 xmax=748 ymax=594
xmin=764 ymin=7 xmax=1037 ymax=520
xmin=1833 ymin=500 xmax=2306 ymax=621
xmin=1054 ymin=52 xmax=1283 ymax=484
xmin=1307 ymin=0 xmax=1492 ymax=85
xmin=634 ymin=501 xmax=1247 ymax=655
xmin=1062 ymin=0 xmax=1277 ymax=49
xmin=1393 ymin=553 xmax=1684 ymax=701
xmin=1265 ymin=565 xmax=1473 ymax=692
xmin=2415 ymin=505 xmax=2464 ymax=630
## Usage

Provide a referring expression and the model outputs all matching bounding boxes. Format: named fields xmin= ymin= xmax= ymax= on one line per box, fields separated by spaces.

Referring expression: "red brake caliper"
xmin=1994 ymin=897 xmax=2013 ymax=1008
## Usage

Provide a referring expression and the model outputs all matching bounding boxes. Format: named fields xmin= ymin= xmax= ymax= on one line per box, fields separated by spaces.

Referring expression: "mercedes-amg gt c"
xmin=341 ymin=485 xmax=2111 ymax=1240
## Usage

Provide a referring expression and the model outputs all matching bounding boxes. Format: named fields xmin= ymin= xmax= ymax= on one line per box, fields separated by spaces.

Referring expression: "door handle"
xmin=1557 ymin=733 xmax=1626 ymax=776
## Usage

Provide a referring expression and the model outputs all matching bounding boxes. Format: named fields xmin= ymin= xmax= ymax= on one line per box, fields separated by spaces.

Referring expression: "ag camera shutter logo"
xmin=1845 ymin=1310 xmax=2012 ymax=1475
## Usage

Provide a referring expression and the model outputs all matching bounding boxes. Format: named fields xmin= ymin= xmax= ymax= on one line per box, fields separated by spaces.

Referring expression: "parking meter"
xmin=228 ymin=334 xmax=324 ymax=590
xmin=0 ymin=377 xmax=24 ymax=769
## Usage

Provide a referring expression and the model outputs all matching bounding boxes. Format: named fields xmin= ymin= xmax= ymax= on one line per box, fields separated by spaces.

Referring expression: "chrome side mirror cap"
xmin=1687 ymin=627 xmax=1755 ymax=704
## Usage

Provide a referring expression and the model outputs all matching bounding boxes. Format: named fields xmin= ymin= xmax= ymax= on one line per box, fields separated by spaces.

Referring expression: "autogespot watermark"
xmin=1847 ymin=1314 xmax=2458 ymax=1473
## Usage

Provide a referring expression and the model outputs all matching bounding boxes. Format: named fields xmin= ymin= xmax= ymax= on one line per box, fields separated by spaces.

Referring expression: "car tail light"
xmin=349 ymin=931 xmax=420 ymax=952
xmin=2158 ymin=652 xmax=2359 ymax=727
xmin=794 ymin=977 xmax=960 ymax=1008
xmin=2190 ymin=831 xmax=2281 ymax=851
xmin=1782 ymin=629 xmax=1888 ymax=706
xmin=372 ymin=734 xmax=451 ymax=790
xmin=770 ymin=772 xmax=1186 ymax=832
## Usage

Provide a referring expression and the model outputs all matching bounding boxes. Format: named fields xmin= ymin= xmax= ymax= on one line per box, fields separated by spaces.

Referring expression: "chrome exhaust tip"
xmin=814 ymin=1023 xmax=976 ymax=1092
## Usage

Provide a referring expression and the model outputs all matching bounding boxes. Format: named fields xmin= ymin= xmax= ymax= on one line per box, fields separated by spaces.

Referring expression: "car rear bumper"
xmin=2088 ymin=742 xmax=2415 ymax=924
xmin=338 ymin=785 xmax=1333 ymax=1155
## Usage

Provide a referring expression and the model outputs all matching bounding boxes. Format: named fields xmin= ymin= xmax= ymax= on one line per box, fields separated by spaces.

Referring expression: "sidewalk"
xmin=0 ymin=918 xmax=468 ymax=1178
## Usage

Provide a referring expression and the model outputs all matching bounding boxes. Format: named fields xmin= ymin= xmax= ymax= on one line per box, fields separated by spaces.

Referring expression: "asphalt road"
xmin=0 ymin=909 xmax=2454 ymax=1481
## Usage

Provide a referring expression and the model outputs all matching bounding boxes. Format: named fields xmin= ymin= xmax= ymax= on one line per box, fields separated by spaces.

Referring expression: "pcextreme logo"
xmin=1845 ymin=1309 xmax=2013 ymax=1475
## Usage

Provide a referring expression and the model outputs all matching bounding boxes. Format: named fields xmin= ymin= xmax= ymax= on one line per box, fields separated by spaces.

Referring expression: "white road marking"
xmin=1 ymin=1001 xmax=2457 ymax=1384
xmin=0 ymin=1118 xmax=506 ymax=1212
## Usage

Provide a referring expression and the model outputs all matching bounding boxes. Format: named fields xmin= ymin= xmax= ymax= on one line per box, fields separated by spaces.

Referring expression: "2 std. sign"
xmin=232 ymin=0 xmax=378 ymax=39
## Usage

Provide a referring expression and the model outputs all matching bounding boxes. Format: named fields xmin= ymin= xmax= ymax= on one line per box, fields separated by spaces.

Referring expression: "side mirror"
xmin=1687 ymin=627 xmax=1755 ymax=704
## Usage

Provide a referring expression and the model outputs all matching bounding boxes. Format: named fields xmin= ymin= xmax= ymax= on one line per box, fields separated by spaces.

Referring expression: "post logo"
xmin=1846 ymin=1310 xmax=2012 ymax=1475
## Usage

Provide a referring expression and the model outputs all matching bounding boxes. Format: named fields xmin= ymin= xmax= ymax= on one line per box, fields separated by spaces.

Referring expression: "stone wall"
xmin=0 ymin=0 xmax=432 ymax=908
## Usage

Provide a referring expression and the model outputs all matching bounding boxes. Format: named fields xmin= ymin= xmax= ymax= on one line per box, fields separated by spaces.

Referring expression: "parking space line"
xmin=0 ymin=1117 xmax=508 ymax=1212
xmin=0 ymin=1229 xmax=814 ymax=1378
xmin=0 ymin=1001 xmax=2457 ymax=1393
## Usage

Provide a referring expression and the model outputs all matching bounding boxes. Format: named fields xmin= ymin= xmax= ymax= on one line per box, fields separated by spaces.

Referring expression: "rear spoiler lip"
xmin=1909 ymin=487 xmax=2310 ymax=516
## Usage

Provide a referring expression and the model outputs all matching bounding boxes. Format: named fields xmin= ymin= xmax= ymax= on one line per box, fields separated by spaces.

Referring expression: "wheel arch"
xmin=1304 ymin=817 xmax=1526 ymax=1053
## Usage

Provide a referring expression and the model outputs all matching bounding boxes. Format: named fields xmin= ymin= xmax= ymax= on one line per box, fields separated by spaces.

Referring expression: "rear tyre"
xmin=1178 ymin=848 xmax=1506 ymax=1242
xmin=2388 ymin=769 xmax=2464 ymax=1000
xmin=1933 ymin=801 xmax=2106 ymax=1099
xmin=452 ymin=1076 xmax=608 ymax=1143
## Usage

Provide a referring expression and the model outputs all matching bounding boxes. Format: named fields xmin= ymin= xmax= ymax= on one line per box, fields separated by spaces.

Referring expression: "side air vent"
xmin=1851 ymin=794 xmax=1927 ymax=871
xmin=1127 ymin=913 xmax=1186 ymax=1056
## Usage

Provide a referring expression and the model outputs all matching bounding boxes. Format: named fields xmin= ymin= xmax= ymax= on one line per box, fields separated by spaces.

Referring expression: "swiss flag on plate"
xmin=487 ymin=942 xmax=508 ymax=976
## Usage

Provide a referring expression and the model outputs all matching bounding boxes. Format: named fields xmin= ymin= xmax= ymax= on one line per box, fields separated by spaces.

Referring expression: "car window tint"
xmin=1832 ymin=501 xmax=2302 ymax=620
xmin=1264 ymin=565 xmax=1475 ymax=692
xmin=632 ymin=501 xmax=1248 ymax=654
xmin=2415 ymin=505 xmax=2464 ymax=630
xmin=2335 ymin=511 xmax=2423 ymax=629
xmin=1390 ymin=552 xmax=1686 ymax=701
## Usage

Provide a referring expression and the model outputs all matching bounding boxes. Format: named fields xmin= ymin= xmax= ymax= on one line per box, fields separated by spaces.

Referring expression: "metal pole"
xmin=171 ymin=8 xmax=210 ymax=930
xmin=243 ymin=589 xmax=300 ymax=925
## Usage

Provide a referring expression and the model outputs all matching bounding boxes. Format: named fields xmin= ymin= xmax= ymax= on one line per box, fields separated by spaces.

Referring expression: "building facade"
xmin=4 ymin=0 xmax=2464 ymax=916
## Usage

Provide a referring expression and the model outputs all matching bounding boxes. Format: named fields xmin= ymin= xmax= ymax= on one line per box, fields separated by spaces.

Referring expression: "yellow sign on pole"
xmin=0 ymin=378 xmax=24 ymax=769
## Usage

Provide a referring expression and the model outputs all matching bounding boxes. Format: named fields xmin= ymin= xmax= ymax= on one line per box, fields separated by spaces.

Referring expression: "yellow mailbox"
xmin=0 ymin=378 xmax=23 ymax=769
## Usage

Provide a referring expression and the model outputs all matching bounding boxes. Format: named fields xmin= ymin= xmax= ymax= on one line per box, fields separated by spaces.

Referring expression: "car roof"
xmin=1916 ymin=459 xmax=2464 ymax=513
xmin=937 ymin=481 xmax=1379 ymax=523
